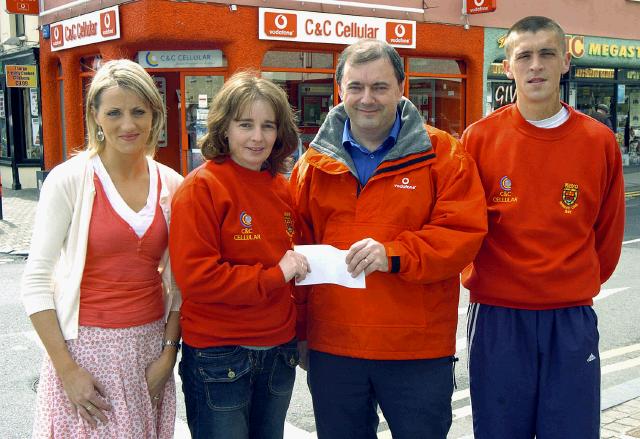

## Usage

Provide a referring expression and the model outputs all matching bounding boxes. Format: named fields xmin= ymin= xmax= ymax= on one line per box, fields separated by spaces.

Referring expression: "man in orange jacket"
xmin=290 ymin=39 xmax=488 ymax=439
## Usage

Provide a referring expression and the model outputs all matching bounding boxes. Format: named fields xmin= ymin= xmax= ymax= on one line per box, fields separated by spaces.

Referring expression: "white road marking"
xmin=456 ymin=336 xmax=466 ymax=353
xmin=595 ymin=287 xmax=630 ymax=301
xmin=623 ymin=238 xmax=640 ymax=245
xmin=601 ymin=343 xmax=640 ymax=360
xmin=602 ymin=356 xmax=640 ymax=375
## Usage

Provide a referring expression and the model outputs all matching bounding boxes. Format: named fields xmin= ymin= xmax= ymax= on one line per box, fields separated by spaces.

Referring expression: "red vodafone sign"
xmin=50 ymin=5 xmax=120 ymax=52
xmin=6 ymin=0 xmax=38 ymax=15
xmin=466 ymin=0 xmax=497 ymax=14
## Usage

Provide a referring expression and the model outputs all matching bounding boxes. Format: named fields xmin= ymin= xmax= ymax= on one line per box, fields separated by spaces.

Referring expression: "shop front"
xmin=484 ymin=28 xmax=640 ymax=168
xmin=39 ymin=1 xmax=485 ymax=175
xmin=0 ymin=47 xmax=42 ymax=189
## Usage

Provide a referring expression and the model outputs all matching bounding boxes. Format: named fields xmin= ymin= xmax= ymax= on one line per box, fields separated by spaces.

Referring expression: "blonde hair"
xmin=85 ymin=59 xmax=165 ymax=156
xmin=200 ymin=71 xmax=298 ymax=175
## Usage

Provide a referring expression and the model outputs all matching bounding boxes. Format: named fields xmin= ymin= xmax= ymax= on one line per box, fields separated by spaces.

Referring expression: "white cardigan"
xmin=21 ymin=151 xmax=184 ymax=340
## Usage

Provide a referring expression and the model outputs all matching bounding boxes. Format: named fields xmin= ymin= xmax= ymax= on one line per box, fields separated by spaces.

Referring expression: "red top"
xmin=79 ymin=172 xmax=166 ymax=327
xmin=169 ymin=159 xmax=296 ymax=348
xmin=461 ymin=104 xmax=625 ymax=309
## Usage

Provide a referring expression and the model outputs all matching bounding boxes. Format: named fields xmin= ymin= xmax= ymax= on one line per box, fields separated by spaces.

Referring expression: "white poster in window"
xmin=32 ymin=118 xmax=40 ymax=146
xmin=152 ymin=76 xmax=167 ymax=148
xmin=0 ymin=93 xmax=4 ymax=118
xmin=629 ymin=91 xmax=640 ymax=128
xmin=30 ymin=88 xmax=39 ymax=117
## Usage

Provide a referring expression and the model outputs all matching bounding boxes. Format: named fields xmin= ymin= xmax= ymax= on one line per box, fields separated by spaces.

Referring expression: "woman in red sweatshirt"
xmin=169 ymin=72 xmax=309 ymax=439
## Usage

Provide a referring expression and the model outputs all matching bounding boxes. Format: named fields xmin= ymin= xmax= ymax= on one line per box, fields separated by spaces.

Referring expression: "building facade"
xmin=0 ymin=4 xmax=41 ymax=189
xmin=38 ymin=0 xmax=485 ymax=175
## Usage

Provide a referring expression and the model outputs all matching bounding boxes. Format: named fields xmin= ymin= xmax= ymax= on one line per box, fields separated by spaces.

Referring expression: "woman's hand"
xmin=278 ymin=250 xmax=311 ymax=283
xmin=145 ymin=351 xmax=176 ymax=407
xmin=59 ymin=363 xmax=111 ymax=428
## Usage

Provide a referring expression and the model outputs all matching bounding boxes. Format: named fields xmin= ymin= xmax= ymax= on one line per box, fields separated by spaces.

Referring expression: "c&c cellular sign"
xmin=50 ymin=6 xmax=120 ymax=52
xmin=466 ymin=0 xmax=497 ymax=14
xmin=259 ymin=8 xmax=416 ymax=49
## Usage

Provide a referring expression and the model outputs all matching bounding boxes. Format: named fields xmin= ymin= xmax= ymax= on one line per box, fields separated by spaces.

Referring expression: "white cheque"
xmin=294 ymin=244 xmax=366 ymax=289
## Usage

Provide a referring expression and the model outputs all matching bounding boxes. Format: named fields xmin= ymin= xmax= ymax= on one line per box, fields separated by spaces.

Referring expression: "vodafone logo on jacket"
xmin=386 ymin=22 xmax=413 ymax=46
xmin=394 ymin=177 xmax=417 ymax=190
xmin=264 ymin=12 xmax=297 ymax=38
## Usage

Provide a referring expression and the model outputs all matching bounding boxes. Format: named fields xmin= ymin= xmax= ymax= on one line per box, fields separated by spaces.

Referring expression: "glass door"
xmin=180 ymin=73 xmax=225 ymax=174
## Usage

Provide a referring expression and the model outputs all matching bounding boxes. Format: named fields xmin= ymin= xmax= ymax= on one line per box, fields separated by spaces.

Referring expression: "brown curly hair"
xmin=200 ymin=71 xmax=299 ymax=175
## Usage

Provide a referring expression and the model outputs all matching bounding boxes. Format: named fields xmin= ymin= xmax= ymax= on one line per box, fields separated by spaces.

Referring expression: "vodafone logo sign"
xmin=100 ymin=10 xmax=117 ymax=37
xmin=51 ymin=24 xmax=64 ymax=48
xmin=386 ymin=22 xmax=413 ymax=46
xmin=466 ymin=0 xmax=496 ymax=14
xmin=265 ymin=12 xmax=297 ymax=38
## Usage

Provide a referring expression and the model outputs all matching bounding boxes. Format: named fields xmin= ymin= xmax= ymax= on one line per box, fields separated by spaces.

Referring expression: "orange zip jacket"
xmin=290 ymin=98 xmax=488 ymax=360
xmin=461 ymin=104 xmax=625 ymax=309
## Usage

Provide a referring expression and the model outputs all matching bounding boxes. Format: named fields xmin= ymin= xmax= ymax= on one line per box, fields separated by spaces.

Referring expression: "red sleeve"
xmin=289 ymin=158 xmax=314 ymax=340
xmin=594 ymin=135 xmax=626 ymax=283
xmin=384 ymin=128 xmax=488 ymax=283
xmin=169 ymin=174 xmax=286 ymax=306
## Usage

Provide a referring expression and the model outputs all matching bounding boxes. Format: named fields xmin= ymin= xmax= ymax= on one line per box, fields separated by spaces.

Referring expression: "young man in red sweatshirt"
xmin=462 ymin=16 xmax=626 ymax=439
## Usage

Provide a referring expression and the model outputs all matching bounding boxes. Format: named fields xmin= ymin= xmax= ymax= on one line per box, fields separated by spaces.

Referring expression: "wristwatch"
xmin=162 ymin=339 xmax=181 ymax=351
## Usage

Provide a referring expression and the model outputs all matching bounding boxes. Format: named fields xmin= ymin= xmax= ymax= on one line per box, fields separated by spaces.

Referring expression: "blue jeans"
xmin=179 ymin=340 xmax=299 ymax=439
xmin=308 ymin=350 xmax=455 ymax=439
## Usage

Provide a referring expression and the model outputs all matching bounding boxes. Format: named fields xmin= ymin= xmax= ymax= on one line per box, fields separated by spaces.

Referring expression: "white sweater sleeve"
xmin=21 ymin=165 xmax=77 ymax=316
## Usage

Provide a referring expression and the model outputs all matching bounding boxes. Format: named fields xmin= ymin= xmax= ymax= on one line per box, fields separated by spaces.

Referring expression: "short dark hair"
xmin=336 ymin=39 xmax=405 ymax=86
xmin=199 ymin=71 xmax=298 ymax=175
xmin=504 ymin=16 xmax=566 ymax=57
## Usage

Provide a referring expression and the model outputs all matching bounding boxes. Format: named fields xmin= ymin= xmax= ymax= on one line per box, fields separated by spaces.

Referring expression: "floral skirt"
xmin=32 ymin=319 xmax=176 ymax=439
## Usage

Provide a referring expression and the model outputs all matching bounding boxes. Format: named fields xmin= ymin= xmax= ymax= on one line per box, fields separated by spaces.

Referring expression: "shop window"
xmin=408 ymin=58 xmax=462 ymax=75
xmin=57 ymin=63 xmax=67 ymax=158
xmin=263 ymin=51 xmax=333 ymax=69
xmin=407 ymin=58 xmax=466 ymax=138
xmin=23 ymin=87 xmax=41 ymax=160
xmin=14 ymin=15 xmax=25 ymax=37
xmin=0 ymin=87 xmax=8 ymax=159
xmin=262 ymin=51 xmax=335 ymax=147
xmin=263 ymin=72 xmax=333 ymax=146
xmin=184 ymin=74 xmax=225 ymax=171
xmin=409 ymin=77 xmax=463 ymax=138
xmin=81 ymin=55 xmax=102 ymax=73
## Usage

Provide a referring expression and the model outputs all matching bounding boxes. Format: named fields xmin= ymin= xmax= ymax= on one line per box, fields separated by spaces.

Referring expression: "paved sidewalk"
xmin=0 ymin=187 xmax=38 ymax=255
xmin=602 ymin=398 xmax=640 ymax=438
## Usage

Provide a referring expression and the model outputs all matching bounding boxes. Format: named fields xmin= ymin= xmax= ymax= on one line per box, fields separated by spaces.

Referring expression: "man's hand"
xmin=345 ymin=238 xmax=389 ymax=277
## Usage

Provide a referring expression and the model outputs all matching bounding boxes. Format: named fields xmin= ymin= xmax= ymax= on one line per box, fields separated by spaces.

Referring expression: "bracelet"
xmin=162 ymin=339 xmax=181 ymax=352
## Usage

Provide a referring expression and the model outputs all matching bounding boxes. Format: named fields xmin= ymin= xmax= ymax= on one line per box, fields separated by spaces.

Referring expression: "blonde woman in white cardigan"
xmin=22 ymin=59 xmax=182 ymax=438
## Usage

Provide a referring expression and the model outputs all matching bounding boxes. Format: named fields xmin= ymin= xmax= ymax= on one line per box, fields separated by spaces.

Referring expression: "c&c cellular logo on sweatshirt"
xmin=492 ymin=175 xmax=518 ymax=203
xmin=560 ymin=182 xmax=579 ymax=214
xmin=234 ymin=211 xmax=262 ymax=241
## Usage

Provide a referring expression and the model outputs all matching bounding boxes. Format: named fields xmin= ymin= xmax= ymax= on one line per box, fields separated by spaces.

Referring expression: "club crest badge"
xmin=560 ymin=183 xmax=579 ymax=214
xmin=284 ymin=211 xmax=295 ymax=239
